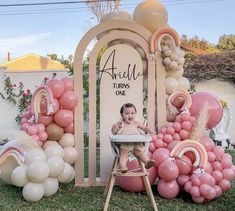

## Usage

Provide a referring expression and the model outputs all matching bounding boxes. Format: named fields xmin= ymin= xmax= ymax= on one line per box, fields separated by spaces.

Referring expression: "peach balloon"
xmin=42 ymin=140 xmax=60 ymax=150
xmin=46 ymin=123 xmax=64 ymax=141
xmin=61 ymin=77 xmax=74 ymax=91
xmin=46 ymin=79 xmax=65 ymax=98
xmin=58 ymin=133 xmax=75 ymax=147
xmin=59 ymin=91 xmax=78 ymax=110
xmin=63 ymin=147 xmax=78 ymax=165
xmin=54 ymin=109 xmax=73 ymax=128
xmin=133 ymin=0 xmax=168 ymax=32
xmin=64 ymin=122 xmax=74 ymax=134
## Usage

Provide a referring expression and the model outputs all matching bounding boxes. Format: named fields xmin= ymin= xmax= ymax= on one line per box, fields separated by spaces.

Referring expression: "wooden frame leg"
xmin=104 ymin=158 xmax=117 ymax=196
xmin=103 ymin=174 xmax=116 ymax=211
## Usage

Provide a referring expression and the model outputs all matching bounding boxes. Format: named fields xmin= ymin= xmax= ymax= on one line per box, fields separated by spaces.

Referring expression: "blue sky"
xmin=0 ymin=0 xmax=234 ymax=62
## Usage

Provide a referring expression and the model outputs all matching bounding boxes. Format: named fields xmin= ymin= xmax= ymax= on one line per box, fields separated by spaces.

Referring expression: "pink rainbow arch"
xmin=170 ymin=140 xmax=208 ymax=168
xmin=150 ymin=27 xmax=180 ymax=53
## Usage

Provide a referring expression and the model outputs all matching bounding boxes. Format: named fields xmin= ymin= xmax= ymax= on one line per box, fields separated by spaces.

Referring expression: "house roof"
xmin=0 ymin=53 xmax=66 ymax=72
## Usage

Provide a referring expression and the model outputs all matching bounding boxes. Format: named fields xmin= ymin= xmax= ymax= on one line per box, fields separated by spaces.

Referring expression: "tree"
xmin=217 ymin=34 xmax=235 ymax=51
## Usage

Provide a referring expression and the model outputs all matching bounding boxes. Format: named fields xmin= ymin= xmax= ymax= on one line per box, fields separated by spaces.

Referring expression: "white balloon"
xmin=178 ymin=77 xmax=190 ymax=91
xmin=44 ymin=144 xmax=64 ymax=159
xmin=167 ymin=68 xmax=184 ymax=80
xmin=170 ymin=52 xmax=178 ymax=61
xmin=42 ymin=140 xmax=60 ymax=150
xmin=11 ymin=165 xmax=28 ymax=187
xmin=43 ymin=177 xmax=59 ymax=197
xmin=24 ymin=148 xmax=46 ymax=165
xmin=27 ymin=161 xmax=49 ymax=183
xmin=23 ymin=182 xmax=44 ymax=202
xmin=163 ymin=49 xmax=172 ymax=57
xmin=58 ymin=163 xmax=75 ymax=183
xmin=163 ymin=57 xmax=171 ymax=66
xmin=177 ymin=57 xmax=185 ymax=66
xmin=46 ymin=156 xmax=65 ymax=178
xmin=63 ymin=147 xmax=78 ymax=165
xmin=169 ymin=61 xmax=178 ymax=70
xmin=165 ymin=77 xmax=179 ymax=94
xmin=58 ymin=133 xmax=75 ymax=148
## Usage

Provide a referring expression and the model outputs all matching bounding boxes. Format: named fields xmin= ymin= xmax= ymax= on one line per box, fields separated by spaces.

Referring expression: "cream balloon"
xmin=46 ymin=156 xmax=65 ymax=178
xmin=58 ymin=133 xmax=75 ymax=148
xmin=43 ymin=177 xmax=59 ymax=197
xmin=63 ymin=147 xmax=78 ymax=165
xmin=27 ymin=161 xmax=49 ymax=183
xmin=44 ymin=144 xmax=64 ymax=159
xmin=24 ymin=148 xmax=46 ymax=165
xmin=178 ymin=77 xmax=190 ymax=91
xmin=11 ymin=165 xmax=28 ymax=187
xmin=165 ymin=77 xmax=179 ymax=94
xmin=133 ymin=0 xmax=168 ymax=32
xmin=22 ymin=182 xmax=44 ymax=202
xmin=58 ymin=163 xmax=75 ymax=183
xmin=167 ymin=68 xmax=184 ymax=79
xmin=42 ymin=140 xmax=60 ymax=150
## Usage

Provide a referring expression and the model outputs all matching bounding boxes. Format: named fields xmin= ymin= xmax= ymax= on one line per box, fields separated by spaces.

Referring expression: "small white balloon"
xmin=163 ymin=57 xmax=171 ymax=66
xmin=165 ymin=77 xmax=179 ymax=94
xmin=42 ymin=140 xmax=60 ymax=150
xmin=63 ymin=147 xmax=78 ymax=165
xmin=177 ymin=57 xmax=185 ymax=66
xmin=27 ymin=161 xmax=49 ymax=183
xmin=58 ymin=133 xmax=75 ymax=148
xmin=11 ymin=165 xmax=28 ymax=187
xmin=44 ymin=144 xmax=64 ymax=159
xmin=43 ymin=177 xmax=59 ymax=197
xmin=167 ymin=68 xmax=184 ymax=80
xmin=169 ymin=61 xmax=178 ymax=70
xmin=170 ymin=52 xmax=178 ymax=61
xmin=23 ymin=182 xmax=44 ymax=202
xmin=178 ymin=77 xmax=190 ymax=91
xmin=163 ymin=49 xmax=172 ymax=57
xmin=46 ymin=156 xmax=65 ymax=178
xmin=58 ymin=163 xmax=75 ymax=183
xmin=24 ymin=148 xmax=46 ymax=165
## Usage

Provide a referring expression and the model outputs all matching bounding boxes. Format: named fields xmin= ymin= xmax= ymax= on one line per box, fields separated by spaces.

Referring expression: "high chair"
xmin=103 ymin=135 xmax=158 ymax=211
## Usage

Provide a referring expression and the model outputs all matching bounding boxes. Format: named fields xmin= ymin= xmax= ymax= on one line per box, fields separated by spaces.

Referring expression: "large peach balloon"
xmin=46 ymin=123 xmax=64 ymax=141
xmin=133 ymin=0 xmax=168 ymax=32
xmin=61 ymin=77 xmax=74 ymax=91
xmin=54 ymin=109 xmax=73 ymax=128
xmin=46 ymin=79 xmax=65 ymax=98
xmin=59 ymin=91 xmax=78 ymax=110
xmin=189 ymin=92 xmax=223 ymax=129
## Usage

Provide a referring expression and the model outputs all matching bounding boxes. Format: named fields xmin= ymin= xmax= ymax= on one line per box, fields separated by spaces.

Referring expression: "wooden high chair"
xmin=103 ymin=135 xmax=158 ymax=211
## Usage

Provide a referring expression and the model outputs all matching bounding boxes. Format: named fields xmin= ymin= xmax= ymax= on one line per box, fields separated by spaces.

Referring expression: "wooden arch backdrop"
xmin=73 ymin=20 xmax=167 ymax=186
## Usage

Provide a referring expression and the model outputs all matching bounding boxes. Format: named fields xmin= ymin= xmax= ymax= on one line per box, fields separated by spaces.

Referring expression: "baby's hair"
xmin=120 ymin=103 xmax=137 ymax=115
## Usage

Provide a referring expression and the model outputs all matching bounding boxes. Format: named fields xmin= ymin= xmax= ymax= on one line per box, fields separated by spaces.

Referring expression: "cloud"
xmin=0 ymin=32 xmax=50 ymax=53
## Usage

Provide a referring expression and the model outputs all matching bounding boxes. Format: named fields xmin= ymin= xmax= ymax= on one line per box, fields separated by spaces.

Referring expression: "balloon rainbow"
xmin=167 ymin=90 xmax=192 ymax=114
xmin=150 ymin=27 xmax=180 ymax=53
xmin=170 ymin=140 xmax=208 ymax=168
xmin=31 ymin=86 xmax=54 ymax=123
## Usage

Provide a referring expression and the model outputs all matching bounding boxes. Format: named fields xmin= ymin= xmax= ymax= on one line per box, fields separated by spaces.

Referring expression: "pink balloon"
xmin=191 ymin=174 xmax=201 ymax=186
xmin=213 ymin=146 xmax=225 ymax=161
xmin=163 ymin=134 xmax=173 ymax=144
xmin=214 ymin=185 xmax=222 ymax=198
xmin=175 ymin=155 xmax=192 ymax=175
xmin=218 ymin=179 xmax=231 ymax=192
xmin=167 ymin=140 xmax=180 ymax=151
xmin=181 ymin=121 xmax=192 ymax=131
xmin=199 ymin=136 xmax=215 ymax=152
xmin=31 ymin=134 xmax=39 ymax=142
xmin=21 ymin=117 xmax=28 ymax=124
xmin=158 ymin=160 xmax=179 ymax=181
xmin=38 ymin=131 xmax=48 ymax=142
xmin=61 ymin=77 xmax=74 ymax=91
xmin=184 ymin=181 xmax=192 ymax=192
xmin=207 ymin=151 xmax=216 ymax=163
xmin=179 ymin=129 xmax=189 ymax=140
xmin=211 ymin=161 xmax=222 ymax=171
xmin=154 ymin=139 xmax=164 ymax=148
xmin=166 ymin=126 xmax=175 ymax=135
xmin=157 ymin=179 xmax=179 ymax=199
xmin=47 ymin=79 xmax=65 ymax=98
xmin=27 ymin=125 xmax=38 ymax=136
xmin=177 ymin=175 xmax=190 ymax=186
xmin=59 ymin=90 xmax=78 ymax=110
xmin=204 ymin=187 xmax=216 ymax=201
xmin=54 ymin=109 xmax=73 ymax=127
xmin=189 ymin=92 xmax=223 ymax=129
xmin=40 ymin=98 xmax=60 ymax=115
xmin=192 ymin=196 xmax=204 ymax=203
xmin=222 ymin=168 xmax=234 ymax=181
xmin=200 ymin=173 xmax=215 ymax=187
xmin=221 ymin=153 xmax=232 ymax=161
xmin=221 ymin=157 xmax=232 ymax=169
xmin=211 ymin=170 xmax=223 ymax=183
xmin=21 ymin=123 xmax=30 ymax=131
xmin=148 ymin=142 xmax=156 ymax=152
xmin=173 ymin=122 xmax=182 ymax=132
xmin=24 ymin=111 xmax=33 ymax=119
xmin=181 ymin=113 xmax=191 ymax=121
xmin=36 ymin=123 xmax=46 ymax=132
xmin=175 ymin=115 xmax=183 ymax=123
xmin=199 ymin=183 xmax=211 ymax=196
xmin=152 ymin=148 xmax=170 ymax=167
xmin=190 ymin=186 xmax=201 ymax=198
xmin=38 ymin=114 xmax=53 ymax=126
xmin=157 ymin=133 xmax=164 ymax=139
xmin=160 ymin=127 xmax=167 ymax=135
xmin=64 ymin=122 xmax=74 ymax=134
xmin=116 ymin=152 xmax=157 ymax=192
xmin=204 ymin=162 xmax=213 ymax=174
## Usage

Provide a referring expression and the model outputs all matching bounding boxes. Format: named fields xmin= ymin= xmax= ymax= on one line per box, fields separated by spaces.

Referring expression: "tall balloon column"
xmin=114 ymin=0 xmax=235 ymax=204
xmin=8 ymin=77 xmax=79 ymax=202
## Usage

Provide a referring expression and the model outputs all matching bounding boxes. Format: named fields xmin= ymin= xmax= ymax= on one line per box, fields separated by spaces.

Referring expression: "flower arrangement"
xmin=0 ymin=73 xmax=57 ymax=125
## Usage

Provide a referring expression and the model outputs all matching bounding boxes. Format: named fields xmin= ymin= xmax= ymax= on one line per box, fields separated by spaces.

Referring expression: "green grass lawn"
xmin=0 ymin=150 xmax=234 ymax=211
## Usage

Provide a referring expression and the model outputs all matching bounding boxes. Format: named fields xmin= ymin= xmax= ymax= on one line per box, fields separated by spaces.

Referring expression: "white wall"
xmin=0 ymin=69 xmax=70 ymax=138
xmin=195 ymin=79 xmax=235 ymax=145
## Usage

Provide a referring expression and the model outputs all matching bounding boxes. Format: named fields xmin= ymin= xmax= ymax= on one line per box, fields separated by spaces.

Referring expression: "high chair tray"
xmin=109 ymin=135 xmax=152 ymax=142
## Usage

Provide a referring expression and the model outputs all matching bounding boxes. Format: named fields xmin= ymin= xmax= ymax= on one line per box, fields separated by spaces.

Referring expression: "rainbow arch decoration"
xmin=167 ymin=90 xmax=192 ymax=115
xmin=170 ymin=140 xmax=208 ymax=168
xmin=150 ymin=27 xmax=180 ymax=53
xmin=31 ymin=86 xmax=54 ymax=123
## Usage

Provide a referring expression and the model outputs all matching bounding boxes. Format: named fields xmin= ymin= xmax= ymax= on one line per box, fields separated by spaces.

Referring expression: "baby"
xmin=111 ymin=103 xmax=156 ymax=173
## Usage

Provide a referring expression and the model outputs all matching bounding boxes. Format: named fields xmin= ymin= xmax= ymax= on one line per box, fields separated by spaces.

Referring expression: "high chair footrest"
xmin=112 ymin=171 xmax=149 ymax=176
